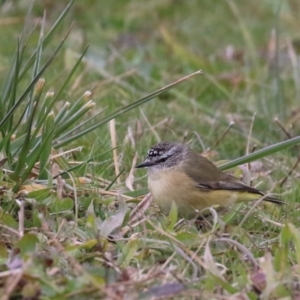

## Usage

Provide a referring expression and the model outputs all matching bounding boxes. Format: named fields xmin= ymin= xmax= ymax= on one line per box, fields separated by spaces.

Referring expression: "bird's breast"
xmin=148 ymin=168 xmax=201 ymax=217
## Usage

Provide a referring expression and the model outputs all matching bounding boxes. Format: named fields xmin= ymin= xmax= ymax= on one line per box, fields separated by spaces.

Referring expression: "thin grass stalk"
xmin=0 ymin=29 xmax=70 ymax=131
xmin=13 ymin=125 xmax=57 ymax=192
xmin=0 ymin=101 xmax=30 ymax=160
xmin=36 ymin=92 xmax=55 ymax=129
xmin=18 ymin=0 xmax=75 ymax=80
xmin=25 ymin=13 xmax=45 ymax=120
xmin=54 ymin=101 xmax=95 ymax=136
xmin=39 ymin=112 xmax=55 ymax=179
xmin=52 ymin=46 xmax=88 ymax=103
xmin=9 ymin=79 xmax=46 ymax=161
xmin=62 ymin=89 xmax=92 ymax=121
xmin=53 ymin=108 xmax=107 ymax=146
xmin=2 ymin=40 xmax=22 ymax=137
xmin=53 ymin=148 xmax=114 ymax=179
xmin=10 ymin=80 xmax=46 ymax=178
xmin=54 ymin=102 xmax=70 ymax=124
xmin=34 ymin=48 xmax=88 ymax=132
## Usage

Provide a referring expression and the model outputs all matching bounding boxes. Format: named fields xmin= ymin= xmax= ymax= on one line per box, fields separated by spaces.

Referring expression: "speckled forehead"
xmin=146 ymin=147 xmax=165 ymax=159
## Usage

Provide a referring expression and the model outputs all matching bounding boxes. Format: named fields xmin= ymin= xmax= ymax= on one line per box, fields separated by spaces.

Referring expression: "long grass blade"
xmin=25 ymin=12 xmax=45 ymax=119
xmin=53 ymin=108 xmax=106 ymax=145
xmin=39 ymin=112 xmax=55 ymax=179
xmin=11 ymin=101 xmax=40 ymax=181
xmin=219 ymin=135 xmax=300 ymax=170
xmin=54 ymin=70 xmax=203 ymax=148
xmin=35 ymin=47 xmax=88 ymax=132
xmin=55 ymin=101 xmax=95 ymax=136
xmin=0 ymin=2 xmax=34 ymax=112
xmin=18 ymin=0 xmax=75 ymax=80
xmin=0 ymin=28 xmax=71 ymax=130
xmin=53 ymin=46 xmax=89 ymax=103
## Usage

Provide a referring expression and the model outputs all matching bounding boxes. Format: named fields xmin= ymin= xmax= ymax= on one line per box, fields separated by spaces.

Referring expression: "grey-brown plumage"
xmin=136 ymin=141 xmax=282 ymax=218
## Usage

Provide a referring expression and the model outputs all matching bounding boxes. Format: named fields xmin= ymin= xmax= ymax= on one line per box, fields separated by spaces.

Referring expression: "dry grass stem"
xmin=125 ymin=152 xmax=138 ymax=191
xmin=110 ymin=119 xmax=121 ymax=184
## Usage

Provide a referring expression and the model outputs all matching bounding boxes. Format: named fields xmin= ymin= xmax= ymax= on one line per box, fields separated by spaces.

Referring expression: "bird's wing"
xmin=197 ymin=180 xmax=284 ymax=204
xmin=197 ymin=180 xmax=263 ymax=195
xmin=182 ymin=151 xmax=283 ymax=204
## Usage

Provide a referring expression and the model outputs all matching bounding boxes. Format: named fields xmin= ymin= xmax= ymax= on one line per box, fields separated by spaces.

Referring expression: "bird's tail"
xmin=263 ymin=195 xmax=284 ymax=205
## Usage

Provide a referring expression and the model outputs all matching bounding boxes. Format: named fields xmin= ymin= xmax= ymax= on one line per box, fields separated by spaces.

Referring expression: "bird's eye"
xmin=158 ymin=156 xmax=168 ymax=163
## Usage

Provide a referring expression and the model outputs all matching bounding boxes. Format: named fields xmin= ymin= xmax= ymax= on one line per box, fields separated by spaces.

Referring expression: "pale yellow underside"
xmin=148 ymin=168 xmax=261 ymax=218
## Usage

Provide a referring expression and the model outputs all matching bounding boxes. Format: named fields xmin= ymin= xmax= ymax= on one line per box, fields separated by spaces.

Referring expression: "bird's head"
xmin=136 ymin=141 xmax=187 ymax=171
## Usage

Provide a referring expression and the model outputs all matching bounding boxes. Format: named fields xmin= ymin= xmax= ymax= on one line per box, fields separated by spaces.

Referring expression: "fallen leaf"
xmin=98 ymin=196 xmax=128 ymax=238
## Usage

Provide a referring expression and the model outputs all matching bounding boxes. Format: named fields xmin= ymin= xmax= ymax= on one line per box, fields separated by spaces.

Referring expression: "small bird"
xmin=136 ymin=141 xmax=282 ymax=218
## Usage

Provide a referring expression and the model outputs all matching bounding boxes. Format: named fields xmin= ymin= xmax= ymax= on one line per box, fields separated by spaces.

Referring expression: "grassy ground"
xmin=1 ymin=0 xmax=300 ymax=299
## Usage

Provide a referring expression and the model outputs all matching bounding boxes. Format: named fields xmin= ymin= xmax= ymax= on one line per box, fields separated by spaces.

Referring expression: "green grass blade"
xmin=35 ymin=48 xmax=88 ymax=132
xmin=11 ymin=102 xmax=39 ymax=181
xmin=0 ymin=4 xmax=35 ymax=114
xmin=53 ymin=46 xmax=89 ymax=103
xmin=0 ymin=28 xmax=70 ymax=131
xmin=9 ymin=79 xmax=45 ymax=159
xmin=19 ymin=0 xmax=74 ymax=80
xmin=63 ymin=91 xmax=91 ymax=120
xmin=1 ymin=39 xmax=21 ymax=136
xmin=10 ymin=79 xmax=45 ymax=179
xmin=24 ymin=13 xmax=45 ymax=120
xmin=39 ymin=112 xmax=55 ymax=179
xmin=13 ymin=120 xmax=56 ymax=192
xmin=53 ymin=107 xmax=107 ymax=144
xmin=54 ymin=102 xmax=70 ymax=124
xmin=219 ymin=135 xmax=300 ymax=170
xmin=54 ymin=70 xmax=202 ymax=148
xmin=53 ymin=148 xmax=114 ymax=179
xmin=54 ymin=101 xmax=95 ymax=136
xmin=36 ymin=92 xmax=55 ymax=131
xmin=7 ymin=43 xmax=20 ymax=133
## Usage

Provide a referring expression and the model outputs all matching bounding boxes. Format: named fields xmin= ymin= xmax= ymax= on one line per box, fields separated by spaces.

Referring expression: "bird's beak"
xmin=136 ymin=160 xmax=155 ymax=168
